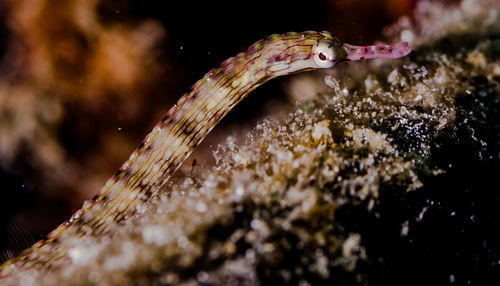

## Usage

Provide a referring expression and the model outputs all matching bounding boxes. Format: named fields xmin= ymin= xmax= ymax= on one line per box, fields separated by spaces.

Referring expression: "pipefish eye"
xmin=313 ymin=40 xmax=336 ymax=68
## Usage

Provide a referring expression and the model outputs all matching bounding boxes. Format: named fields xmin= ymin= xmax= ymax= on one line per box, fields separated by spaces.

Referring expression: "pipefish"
xmin=0 ymin=31 xmax=410 ymax=276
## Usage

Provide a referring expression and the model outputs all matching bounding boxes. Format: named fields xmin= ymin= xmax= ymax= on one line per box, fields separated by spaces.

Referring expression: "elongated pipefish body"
xmin=0 ymin=31 xmax=410 ymax=275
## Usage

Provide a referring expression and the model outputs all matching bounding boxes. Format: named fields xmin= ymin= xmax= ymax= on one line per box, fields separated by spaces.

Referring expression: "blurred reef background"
xmin=1 ymin=0 xmax=500 ymax=285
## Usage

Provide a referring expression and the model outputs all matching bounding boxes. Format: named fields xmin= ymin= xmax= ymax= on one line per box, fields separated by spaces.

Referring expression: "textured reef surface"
xmin=3 ymin=0 xmax=500 ymax=285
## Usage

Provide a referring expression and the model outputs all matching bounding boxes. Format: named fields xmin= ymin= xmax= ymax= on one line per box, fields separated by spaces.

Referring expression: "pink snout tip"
xmin=390 ymin=42 xmax=411 ymax=58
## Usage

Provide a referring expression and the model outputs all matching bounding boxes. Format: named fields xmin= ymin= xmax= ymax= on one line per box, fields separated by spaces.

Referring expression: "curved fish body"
xmin=0 ymin=31 xmax=410 ymax=275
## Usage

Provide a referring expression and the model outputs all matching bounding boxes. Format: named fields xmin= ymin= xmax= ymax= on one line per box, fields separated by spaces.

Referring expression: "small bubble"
xmin=245 ymin=249 xmax=255 ymax=260
xmin=401 ymin=221 xmax=409 ymax=236
xmin=197 ymin=271 xmax=209 ymax=283
xmin=235 ymin=186 xmax=244 ymax=196
xmin=196 ymin=202 xmax=207 ymax=213
xmin=401 ymin=29 xmax=414 ymax=43
xmin=250 ymin=219 xmax=262 ymax=230
xmin=177 ymin=236 xmax=188 ymax=248
xmin=449 ymin=274 xmax=455 ymax=283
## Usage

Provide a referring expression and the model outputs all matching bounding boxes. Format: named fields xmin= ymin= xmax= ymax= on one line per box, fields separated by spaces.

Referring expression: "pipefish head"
xmin=261 ymin=31 xmax=344 ymax=77
xmin=260 ymin=31 xmax=411 ymax=77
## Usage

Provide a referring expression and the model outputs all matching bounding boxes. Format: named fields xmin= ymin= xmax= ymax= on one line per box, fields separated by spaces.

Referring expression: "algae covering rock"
xmin=3 ymin=0 xmax=500 ymax=285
